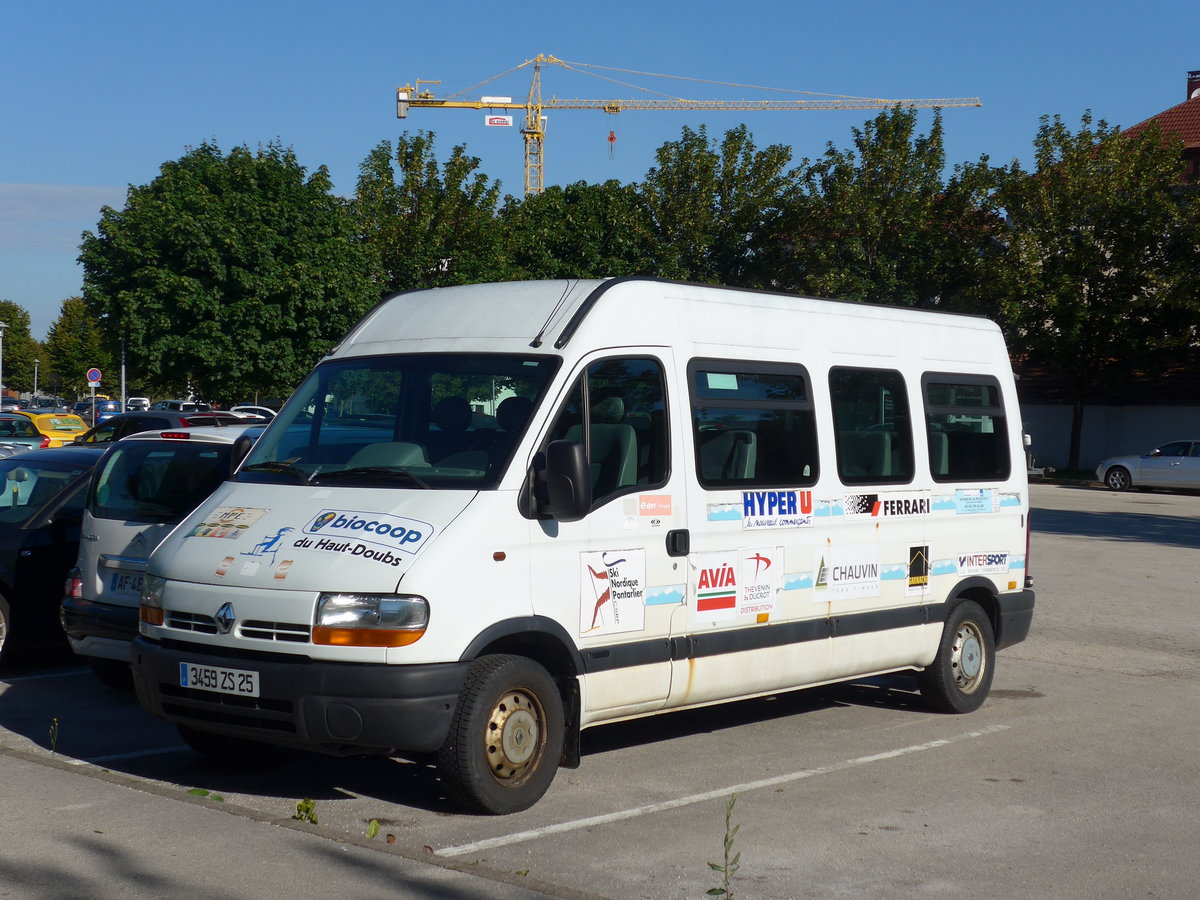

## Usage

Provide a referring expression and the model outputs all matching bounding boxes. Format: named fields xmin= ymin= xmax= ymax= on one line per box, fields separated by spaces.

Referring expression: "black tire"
xmin=919 ymin=600 xmax=995 ymax=714
xmin=436 ymin=654 xmax=564 ymax=814
xmin=87 ymin=657 xmax=134 ymax=690
xmin=0 ymin=595 xmax=10 ymax=666
xmin=1104 ymin=466 xmax=1132 ymax=491
xmin=177 ymin=725 xmax=277 ymax=767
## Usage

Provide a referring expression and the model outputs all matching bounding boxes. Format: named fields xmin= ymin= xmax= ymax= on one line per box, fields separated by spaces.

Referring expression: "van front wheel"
xmin=919 ymin=600 xmax=995 ymax=714
xmin=436 ymin=654 xmax=564 ymax=814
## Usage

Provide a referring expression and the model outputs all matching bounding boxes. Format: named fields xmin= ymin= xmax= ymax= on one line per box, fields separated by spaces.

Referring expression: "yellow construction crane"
xmin=397 ymin=54 xmax=982 ymax=196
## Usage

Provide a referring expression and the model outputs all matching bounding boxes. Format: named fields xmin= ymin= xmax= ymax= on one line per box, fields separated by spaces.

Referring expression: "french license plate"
xmin=109 ymin=571 xmax=144 ymax=598
xmin=179 ymin=662 xmax=260 ymax=697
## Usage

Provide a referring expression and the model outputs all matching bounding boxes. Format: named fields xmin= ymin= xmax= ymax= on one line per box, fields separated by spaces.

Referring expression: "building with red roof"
xmin=1121 ymin=70 xmax=1200 ymax=182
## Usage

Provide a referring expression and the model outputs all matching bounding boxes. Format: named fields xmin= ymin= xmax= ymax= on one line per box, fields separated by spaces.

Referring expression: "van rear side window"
xmin=689 ymin=360 xmax=818 ymax=488
xmin=922 ymin=373 xmax=1010 ymax=482
xmin=830 ymin=367 xmax=914 ymax=485
xmin=91 ymin=443 xmax=231 ymax=523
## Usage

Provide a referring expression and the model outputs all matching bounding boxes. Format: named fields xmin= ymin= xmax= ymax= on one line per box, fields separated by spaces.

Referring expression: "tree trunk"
xmin=1068 ymin=399 xmax=1086 ymax=472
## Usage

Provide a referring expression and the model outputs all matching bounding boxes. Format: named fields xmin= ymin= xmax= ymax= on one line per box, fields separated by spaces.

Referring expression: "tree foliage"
xmin=991 ymin=112 xmax=1200 ymax=467
xmin=44 ymin=297 xmax=113 ymax=398
xmin=0 ymin=301 xmax=40 ymax=395
xmin=353 ymin=132 xmax=504 ymax=292
xmin=640 ymin=124 xmax=799 ymax=287
xmin=500 ymin=180 xmax=654 ymax=280
xmin=78 ymin=141 xmax=376 ymax=402
xmin=783 ymin=107 xmax=1003 ymax=308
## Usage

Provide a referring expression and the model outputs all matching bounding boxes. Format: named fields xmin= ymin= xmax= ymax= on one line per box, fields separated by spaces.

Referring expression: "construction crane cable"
xmin=443 ymin=59 xmax=537 ymax=101
xmin=558 ymin=58 xmax=888 ymax=102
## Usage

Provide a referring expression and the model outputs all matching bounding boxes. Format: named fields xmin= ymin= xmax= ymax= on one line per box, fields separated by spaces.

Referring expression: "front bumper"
xmin=131 ymin=637 xmax=469 ymax=756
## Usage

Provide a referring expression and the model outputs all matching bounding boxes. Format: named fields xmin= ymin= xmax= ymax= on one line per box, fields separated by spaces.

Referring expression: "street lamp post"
xmin=0 ymin=321 xmax=7 ymax=406
xmin=33 ymin=358 xmax=39 ymax=398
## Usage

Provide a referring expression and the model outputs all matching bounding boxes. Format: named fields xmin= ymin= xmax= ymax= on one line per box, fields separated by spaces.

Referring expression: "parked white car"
xmin=1096 ymin=440 xmax=1200 ymax=491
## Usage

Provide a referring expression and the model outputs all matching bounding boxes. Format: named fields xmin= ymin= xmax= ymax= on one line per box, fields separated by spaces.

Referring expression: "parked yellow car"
xmin=15 ymin=412 xmax=90 ymax=448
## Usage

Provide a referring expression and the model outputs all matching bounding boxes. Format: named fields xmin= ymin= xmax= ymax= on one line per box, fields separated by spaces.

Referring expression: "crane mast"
xmin=396 ymin=54 xmax=982 ymax=196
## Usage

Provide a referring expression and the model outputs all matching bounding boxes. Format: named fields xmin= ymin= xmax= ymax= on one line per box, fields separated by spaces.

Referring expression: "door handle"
xmin=665 ymin=529 xmax=690 ymax=557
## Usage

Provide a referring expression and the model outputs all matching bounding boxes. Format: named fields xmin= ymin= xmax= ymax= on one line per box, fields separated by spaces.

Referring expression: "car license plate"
xmin=179 ymin=662 xmax=260 ymax=697
xmin=109 ymin=571 xmax=144 ymax=598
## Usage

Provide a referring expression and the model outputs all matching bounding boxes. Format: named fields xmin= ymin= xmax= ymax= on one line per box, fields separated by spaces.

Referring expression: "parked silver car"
xmin=1096 ymin=440 xmax=1200 ymax=491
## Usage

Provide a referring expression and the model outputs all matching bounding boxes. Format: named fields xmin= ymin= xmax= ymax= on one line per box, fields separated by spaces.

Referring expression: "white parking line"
xmin=69 ymin=745 xmax=193 ymax=765
xmin=438 ymin=724 xmax=1009 ymax=857
xmin=0 ymin=668 xmax=89 ymax=683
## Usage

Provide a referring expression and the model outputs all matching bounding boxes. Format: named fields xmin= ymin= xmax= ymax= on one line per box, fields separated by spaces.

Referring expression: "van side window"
xmin=922 ymin=374 xmax=1010 ymax=481
xmin=546 ymin=358 xmax=668 ymax=504
xmin=830 ymin=367 xmax=914 ymax=485
xmin=688 ymin=360 xmax=818 ymax=488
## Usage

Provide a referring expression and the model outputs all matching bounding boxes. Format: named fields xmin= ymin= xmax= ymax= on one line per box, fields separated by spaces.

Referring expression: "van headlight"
xmin=140 ymin=574 xmax=167 ymax=626
xmin=312 ymin=593 xmax=429 ymax=647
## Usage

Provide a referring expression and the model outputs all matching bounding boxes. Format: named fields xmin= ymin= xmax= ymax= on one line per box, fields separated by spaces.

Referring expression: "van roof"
xmin=333 ymin=277 xmax=1003 ymax=363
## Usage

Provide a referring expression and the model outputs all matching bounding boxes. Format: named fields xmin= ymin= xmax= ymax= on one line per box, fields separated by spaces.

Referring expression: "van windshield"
xmin=90 ymin=442 xmax=233 ymax=523
xmin=238 ymin=353 xmax=560 ymax=489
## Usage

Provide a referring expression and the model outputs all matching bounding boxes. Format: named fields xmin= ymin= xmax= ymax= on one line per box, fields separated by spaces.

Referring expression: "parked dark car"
xmin=0 ymin=445 xmax=107 ymax=665
xmin=73 ymin=411 xmax=249 ymax=444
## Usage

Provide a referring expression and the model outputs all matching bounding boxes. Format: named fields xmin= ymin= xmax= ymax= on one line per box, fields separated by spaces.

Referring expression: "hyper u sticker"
xmin=189 ymin=507 xmax=268 ymax=539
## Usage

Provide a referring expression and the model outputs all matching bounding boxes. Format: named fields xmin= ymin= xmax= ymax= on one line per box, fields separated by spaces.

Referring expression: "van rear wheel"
xmin=436 ymin=654 xmax=564 ymax=814
xmin=919 ymin=600 xmax=995 ymax=714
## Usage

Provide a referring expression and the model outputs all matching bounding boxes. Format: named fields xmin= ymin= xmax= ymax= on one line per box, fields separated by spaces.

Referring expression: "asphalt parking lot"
xmin=2 ymin=482 xmax=1198 ymax=899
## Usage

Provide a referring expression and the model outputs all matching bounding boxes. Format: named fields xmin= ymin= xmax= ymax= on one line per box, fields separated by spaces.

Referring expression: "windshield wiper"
xmin=240 ymin=459 xmax=311 ymax=483
xmin=312 ymin=466 xmax=430 ymax=488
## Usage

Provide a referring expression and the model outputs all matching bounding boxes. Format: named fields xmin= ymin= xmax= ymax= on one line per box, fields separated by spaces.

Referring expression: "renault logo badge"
xmin=215 ymin=602 xmax=236 ymax=634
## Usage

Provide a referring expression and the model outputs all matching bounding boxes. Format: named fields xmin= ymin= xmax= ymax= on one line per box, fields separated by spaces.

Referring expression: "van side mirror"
xmin=532 ymin=440 xmax=591 ymax=522
xmin=230 ymin=434 xmax=256 ymax=475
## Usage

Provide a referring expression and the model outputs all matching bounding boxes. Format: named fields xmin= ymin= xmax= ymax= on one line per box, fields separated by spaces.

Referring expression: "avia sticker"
xmin=814 ymin=544 xmax=881 ymax=600
xmin=302 ymin=509 xmax=433 ymax=554
xmin=957 ymin=552 xmax=1010 ymax=575
xmin=580 ymin=550 xmax=646 ymax=636
xmin=843 ymin=491 xmax=931 ymax=518
xmin=741 ymin=490 xmax=814 ymax=529
xmin=692 ymin=548 xmax=779 ymax=618
xmin=188 ymin=506 xmax=268 ymax=539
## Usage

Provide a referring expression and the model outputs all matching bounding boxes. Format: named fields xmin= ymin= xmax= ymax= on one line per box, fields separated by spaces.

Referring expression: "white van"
xmin=132 ymin=278 xmax=1035 ymax=813
xmin=62 ymin=425 xmax=263 ymax=685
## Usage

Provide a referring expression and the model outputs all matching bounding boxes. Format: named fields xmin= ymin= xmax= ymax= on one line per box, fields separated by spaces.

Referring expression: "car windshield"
xmin=90 ymin=442 xmax=233 ymax=523
xmin=238 ymin=353 xmax=559 ymax=489
xmin=0 ymin=457 xmax=90 ymax=524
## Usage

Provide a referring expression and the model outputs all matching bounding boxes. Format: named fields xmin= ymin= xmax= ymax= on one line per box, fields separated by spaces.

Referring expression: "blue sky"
xmin=2 ymin=0 xmax=1195 ymax=340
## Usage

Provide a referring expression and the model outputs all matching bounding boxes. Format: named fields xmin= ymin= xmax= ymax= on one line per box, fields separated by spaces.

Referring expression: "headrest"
xmin=497 ymin=396 xmax=534 ymax=432
xmin=591 ymin=396 xmax=625 ymax=424
xmin=431 ymin=396 xmax=472 ymax=433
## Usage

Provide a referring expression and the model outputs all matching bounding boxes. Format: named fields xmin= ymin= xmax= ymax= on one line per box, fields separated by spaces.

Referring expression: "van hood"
xmin=151 ymin=481 xmax=475 ymax=593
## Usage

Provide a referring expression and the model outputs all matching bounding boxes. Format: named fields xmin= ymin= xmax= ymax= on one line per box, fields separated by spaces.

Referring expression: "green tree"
xmin=353 ymin=132 xmax=504 ymax=292
xmin=640 ymin=124 xmax=800 ymax=288
xmin=0 ymin=300 xmax=41 ymax=396
xmin=79 ymin=141 xmax=377 ymax=402
xmin=500 ymin=180 xmax=654 ymax=280
xmin=783 ymin=107 xmax=1000 ymax=308
xmin=992 ymin=112 xmax=1200 ymax=469
xmin=44 ymin=297 xmax=113 ymax=399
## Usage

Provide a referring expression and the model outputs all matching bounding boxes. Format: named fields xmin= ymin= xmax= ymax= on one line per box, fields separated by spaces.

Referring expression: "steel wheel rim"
xmin=485 ymin=688 xmax=544 ymax=783
xmin=950 ymin=621 xmax=986 ymax=693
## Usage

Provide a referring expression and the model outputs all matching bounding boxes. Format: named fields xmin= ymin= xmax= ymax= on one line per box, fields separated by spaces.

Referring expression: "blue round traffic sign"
xmin=86 ymin=368 xmax=102 ymax=383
